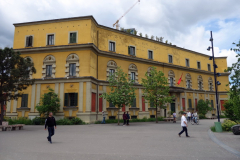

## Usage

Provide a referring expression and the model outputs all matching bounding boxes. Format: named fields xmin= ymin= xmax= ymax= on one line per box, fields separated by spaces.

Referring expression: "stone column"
xmin=139 ymin=89 xmax=142 ymax=112
xmin=13 ymin=92 xmax=18 ymax=113
xmin=55 ymin=83 xmax=59 ymax=94
xmin=78 ymin=82 xmax=83 ymax=112
xmin=184 ymin=92 xmax=187 ymax=110
xmin=85 ymin=82 xmax=91 ymax=112
xmin=30 ymin=84 xmax=36 ymax=112
xmin=36 ymin=84 xmax=41 ymax=106
xmin=103 ymin=86 xmax=107 ymax=111
xmin=59 ymin=83 xmax=64 ymax=112
xmin=6 ymin=100 xmax=11 ymax=113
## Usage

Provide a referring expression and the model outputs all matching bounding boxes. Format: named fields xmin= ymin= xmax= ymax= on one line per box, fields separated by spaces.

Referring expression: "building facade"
xmin=6 ymin=16 xmax=229 ymax=122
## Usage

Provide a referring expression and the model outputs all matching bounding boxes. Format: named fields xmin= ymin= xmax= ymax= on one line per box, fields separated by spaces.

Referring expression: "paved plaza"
xmin=0 ymin=119 xmax=239 ymax=160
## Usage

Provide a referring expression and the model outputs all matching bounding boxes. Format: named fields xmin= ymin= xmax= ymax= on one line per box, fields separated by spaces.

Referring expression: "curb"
xmin=208 ymin=129 xmax=240 ymax=158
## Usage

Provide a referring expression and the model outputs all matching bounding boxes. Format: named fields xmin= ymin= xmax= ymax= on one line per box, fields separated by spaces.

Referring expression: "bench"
xmin=164 ymin=118 xmax=174 ymax=122
xmin=0 ymin=121 xmax=24 ymax=131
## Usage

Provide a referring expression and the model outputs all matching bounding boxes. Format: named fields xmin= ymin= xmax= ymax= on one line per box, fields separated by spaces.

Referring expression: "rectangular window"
xmin=69 ymin=32 xmax=77 ymax=43
xmin=131 ymin=98 xmax=136 ymax=107
xmin=170 ymin=77 xmax=174 ymax=86
xmin=187 ymin=80 xmax=191 ymax=89
xmin=46 ymin=65 xmax=52 ymax=77
xmin=26 ymin=36 xmax=33 ymax=47
xmin=211 ymin=100 xmax=214 ymax=108
xmin=208 ymin=64 xmax=211 ymax=71
xmin=150 ymin=101 xmax=154 ymax=108
xmin=188 ymin=99 xmax=192 ymax=109
xmin=21 ymin=94 xmax=28 ymax=108
xmin=148 ymin=50 xmax=153 ymax=59
xmin=197 ymin=61 xmax=201 ymax=69
xmin=128 ymin=46 xmax=135 ymax=56
xmin=131 ymin=72 xmax=135 ymax=81
xmin=69 ymin=63 xmax=76 ymax=76
xmin=64 ymin=93 xmax=78 ymax=107
xmin=210 ymin=83 xmax=213 ymax=91
xmin=168 ymin=55 xmax=173 ymax=63
xmin=186 ymin=59 xmax=189 ymax=67
xmin=109 ymin=69 xmax=115 ymax=76
xmin=47 ymin=34 xmax=54 ymax=45
xmin=109 ymin=41 xmax=115 ymax=52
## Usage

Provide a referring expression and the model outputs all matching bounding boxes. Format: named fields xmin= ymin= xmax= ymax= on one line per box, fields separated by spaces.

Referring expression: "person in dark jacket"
xmin=126 ymin=111 xmax=130 ymax=125
xmin=45 ymin=112 xmax=56 ymax=144
xmin=123 ymin=112 xmax=127 ymax=126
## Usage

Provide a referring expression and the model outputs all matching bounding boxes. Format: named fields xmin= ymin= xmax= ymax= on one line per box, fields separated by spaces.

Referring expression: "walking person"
xmin=178 ymin=112 xmax=190 ymax=137
xmin=101 ymin=111 xmax=106 ymax=124
xmin=45 ymin=112 xmax=57 ymax=144
xmin=187 ymin=111 xmax=191 ymax=122
xmin=126 ymin=111 xmax=130 ymax=125
xmin=123 ymin=112 xmax=127 ymax=126
xmin=173 ymin=111 xmax=176 ymax=123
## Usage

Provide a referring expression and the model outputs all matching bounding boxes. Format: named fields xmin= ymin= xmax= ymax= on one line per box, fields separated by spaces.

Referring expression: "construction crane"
xmin=113 ymin=0 xmax=140 ymax=30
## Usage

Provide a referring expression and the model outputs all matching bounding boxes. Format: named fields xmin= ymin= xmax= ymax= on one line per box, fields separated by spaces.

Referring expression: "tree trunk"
xmin=118 ymin=109 xmax=120 ymax=125
xmin=0 ymin=101 xmax=4 ymax=125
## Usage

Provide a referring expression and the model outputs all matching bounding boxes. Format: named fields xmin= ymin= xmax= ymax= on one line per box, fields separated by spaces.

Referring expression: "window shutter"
xmin=26 ymin=37 xmax=29 ymax=47
xmin=150 ymin=101 xmax=154 ymax=108
xmin=73 ymin=33 xmax=76 ymax=43
xmin=74 ymin=93 xmax=78 ymax=106
xmin=211 ymin=100 xmax=214 ymax=108
xmin=110 ymin=102 xmax=114 ymax=107
xmin=29 ymin=36 xmax=33 ymax=46
xmin=128 ymin=46 xmax=130 ymax=55
xmin=188 ymin=99 xmax=192 ymax=108
xmin=21 ymin=95 xmax=25 ymax=107
xmin=64 ymin=93 xmax=68 ymax=106
xmin=132 ymin=98 xmax=136 ymax=107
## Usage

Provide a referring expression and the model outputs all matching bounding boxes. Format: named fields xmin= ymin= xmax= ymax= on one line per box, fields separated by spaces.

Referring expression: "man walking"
xmin=101 ymin=111 xmax=106 ymax=124
xmin=178 ymin=112 xmax=190 ymax=137
xmin=45 ymin=112 xmax=56 ymax=144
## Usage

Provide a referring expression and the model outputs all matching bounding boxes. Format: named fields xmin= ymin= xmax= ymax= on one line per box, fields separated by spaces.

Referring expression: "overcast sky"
xmin=0 ymin=0 xmax=239 ymax=67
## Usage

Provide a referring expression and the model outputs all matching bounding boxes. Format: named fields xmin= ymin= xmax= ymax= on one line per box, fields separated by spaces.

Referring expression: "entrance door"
xmin=171 ymin=103 xmax=175 ymax=112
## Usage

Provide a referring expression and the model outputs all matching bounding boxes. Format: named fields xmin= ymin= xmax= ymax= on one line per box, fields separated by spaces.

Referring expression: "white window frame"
xmin=68 ymin=31 xmax=78 ymax=44
xmin=168 ymin=54 xmax=173 ymax=63
xmin=109 ymin=40 xmax=116 ymax=52
xmin=46 ymin=33 xmax=56 ymax=46
xmin=197 ymin=61 xmax=201 ymax=69
xmin=128 ymin=45 xmax=136 ymax=56
xmin=25 ymin=35 xmax=34 ymax=47
xmin=185 ymin=58 xmax=190 ymax=67
xmin=148 ymin=50 xmax=153 ymax=60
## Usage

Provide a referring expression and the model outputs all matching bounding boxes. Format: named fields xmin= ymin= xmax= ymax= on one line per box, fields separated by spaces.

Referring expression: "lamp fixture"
xmin=207 ymin=46 xmax=211 ymax=51
xmin=209 ymin=56 xmax=213 ymax=60
xmin=216 ymin=73 xmax=221 ymax=77
xmin=217 ymin=81 xmax=221 ymax=85
xmin=214 ymin=64 xmax=218 ymax=68
xmin=209 ymin=38 xmax=213 ymax=41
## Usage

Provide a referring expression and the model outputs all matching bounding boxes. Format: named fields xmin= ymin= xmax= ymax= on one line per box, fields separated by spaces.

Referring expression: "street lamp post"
xmin=208 ymin=31 xmax=222 ymax=132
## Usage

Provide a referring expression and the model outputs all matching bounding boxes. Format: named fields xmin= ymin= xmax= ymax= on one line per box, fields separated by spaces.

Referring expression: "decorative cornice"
xmin=14 ymin=44 xmax=230 ymax=76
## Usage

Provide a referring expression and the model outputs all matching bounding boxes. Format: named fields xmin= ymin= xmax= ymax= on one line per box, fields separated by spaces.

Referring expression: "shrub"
xmin=199 ymin=114 xmax=206 ymax=119
xmin=70 ymin=117 xmax=83 ymax=125
xmin=211 ymin=126 xmax=216 ymax=132
xmin=7 ymin=117 xmax=33 ymax=125
xmin=32 ymin=117 xmax=45 ymax=125
xmin=219 ymin=115 xmax=226 ymax=118
xmin=221 ymin=119 xmax=237 ymax=131
xmin=56 ymin=118 xmax=72 ymax=125
xmin=178 ymin=111 xmax=185 ymax=115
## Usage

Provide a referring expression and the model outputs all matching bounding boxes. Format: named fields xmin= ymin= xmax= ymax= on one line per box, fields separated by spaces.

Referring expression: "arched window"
xmin=65 ymin=53 xmax=79 ymax=77
xmin=185 ymin=73 xmax=192 ymax=89
xmin=42 ymin=55 xmax=56 ymax=78
xmin=128 ymin=64 xmax=138 ymax=83
xmin=24 ymin=56 xmax=33 ymax=79
xmin=106 ymin=60 xmax=117 ymax=80
xmin=208 ymin=77 xmax=214 ymax=91
xmin=168 ymin=70 xmax=175 ymax=87
xmin=198 ymin=75 xmax=204 ymax=90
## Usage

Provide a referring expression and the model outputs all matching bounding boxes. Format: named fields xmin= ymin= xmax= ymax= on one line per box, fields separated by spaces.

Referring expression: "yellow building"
xmin=6 ymin=16 xmax=229 ymax=122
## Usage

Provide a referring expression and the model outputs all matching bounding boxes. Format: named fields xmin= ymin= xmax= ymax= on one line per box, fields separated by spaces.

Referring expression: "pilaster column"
xmin=13 ymin=92 xmax=18 ymax=113
xmin=6 ymin=100 xmax=11 ymax=113
xmin=79 ymin=82 xmax=83 ymax=112
xmin=139 ymin=89 xmax=142 ymax=112
xmin=103 ymin=86 xmax=107 ymax=111
xmin=184 ymin=92 xmax=187 ymax=110
xmin=86 ymin=82 xmax=91 ymax=112
xmin=30 ymin=84 xmax=36 ymax=112
xmin=59 ymin=83 xmax=64 ymax=112
xmin=55 ymin=83 xmax=59 ymax=94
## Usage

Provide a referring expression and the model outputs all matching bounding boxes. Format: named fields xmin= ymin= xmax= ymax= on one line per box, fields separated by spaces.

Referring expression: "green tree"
xmin=0 ymin=47 xmax=36 ymax=125
xmin=101 ymin=67 xmax=136 ymax=125
xmin=197 ymin=99 xmax=212 ymax=116
xmin=36 ymin=88 xmax=60 ymax=117
xmin=141 ymin=67 xmax=173 ymax=123
xmin=224 ymin=40 xmax=240 ymax=121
